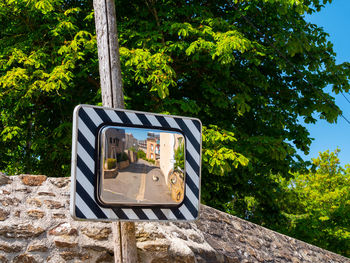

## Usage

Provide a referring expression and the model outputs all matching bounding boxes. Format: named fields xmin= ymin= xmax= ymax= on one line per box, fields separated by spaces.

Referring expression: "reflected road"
xmin=101 ymin=159 xmax=174 ymax=205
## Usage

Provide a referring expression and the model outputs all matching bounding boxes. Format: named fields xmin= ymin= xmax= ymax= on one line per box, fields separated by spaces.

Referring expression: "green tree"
xmin=1 ymin=0 xmax=350 ymax=249
xmin=137 ymin=150 xmax=146 ymax=160
xmin=278 ymin=149 xmax=350 ymax=256
xmin=114 ymin=0 xmax=350 ymax=229
xmin=0 ymin=0 xmax=99 ymax=176
xmin=174 ymin=140 xmax=185 ymax=170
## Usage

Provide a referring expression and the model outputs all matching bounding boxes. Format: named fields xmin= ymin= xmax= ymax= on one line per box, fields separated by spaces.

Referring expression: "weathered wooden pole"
xmin=93 ymin=0 xmax=138 ymax=262
xmin=93 ymin=0 xmax=124 ymax=109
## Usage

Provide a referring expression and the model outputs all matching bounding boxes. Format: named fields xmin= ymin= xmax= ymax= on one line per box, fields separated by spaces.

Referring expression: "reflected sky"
xmin=123 ymin=127 xmax=181 ymax=141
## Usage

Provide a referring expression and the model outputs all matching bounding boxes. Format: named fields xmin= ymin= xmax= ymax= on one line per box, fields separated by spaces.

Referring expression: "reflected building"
xmin=125 ymin=133 xmax=138 ymax=150
xmin=138 ymin=140 xmax=147 ymax=153
xmin=146 ymin=137 xmax=160 ymax=160
xmin=159 ymin=133 xmax=183 ymax=185
xmin=146 ymin=132 xmax=160 ymax=161
xmin=104 ymin=128 xmax=125 ymax=159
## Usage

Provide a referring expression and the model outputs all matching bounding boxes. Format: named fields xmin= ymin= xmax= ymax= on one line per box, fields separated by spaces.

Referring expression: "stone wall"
xmin=0 ymin=174 xmax=349 ymax=263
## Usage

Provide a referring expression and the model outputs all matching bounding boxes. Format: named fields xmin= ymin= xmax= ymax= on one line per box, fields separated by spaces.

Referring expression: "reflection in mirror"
xmin=98 ymin=126 xmax=185 ymax=206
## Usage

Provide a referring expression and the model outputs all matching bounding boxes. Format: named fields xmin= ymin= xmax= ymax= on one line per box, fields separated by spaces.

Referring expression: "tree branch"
xmin=145 ymin=0 xmax=165 ymax=46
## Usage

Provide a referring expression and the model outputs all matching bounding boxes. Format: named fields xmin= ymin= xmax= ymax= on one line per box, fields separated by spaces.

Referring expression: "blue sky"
xmin=298 ymin=0 xmax=350 ymax=165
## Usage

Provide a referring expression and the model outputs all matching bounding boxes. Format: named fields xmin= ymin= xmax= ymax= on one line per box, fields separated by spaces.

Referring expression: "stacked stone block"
xmin=0 ymin=175 xmax=113 ymax=262
xmin=0 ymin=174 xmax=349 ymax=263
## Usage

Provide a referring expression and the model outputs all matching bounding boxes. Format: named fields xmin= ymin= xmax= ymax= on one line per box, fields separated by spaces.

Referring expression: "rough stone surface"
xmin=83 ymin=245 xmax=113 ymax=253
xmin=60 ymin=251 xmax=90 ymax=260
xmin=0 ymin=175 xmax=11 ymax=186
xmin=0 ymin=197 xmax=20 ymax=206
xmin=43 ymin=200 xmax=64 ymax=209
xmin=0 ymin=225 xmax=45 ymax=238
xmin=54 ymin=240 xmax=78 ymax=248
xmin=52 ymin=213 xmax=66 ymax=219
xmin=13 ymin=253 xmax=37 ymax=263
xmin=81 ymin=227 xmax=112 ymax=240
xmin=0 ymin=242 xmax=22 ymax=253
xmin=26 ymin=210 xmax=45 ymax=219
xmin=14 ymin=187 xmax=31 ymax=193
xmin=20 ymin=175 xmax=46 ymax=186
xmin=37 ymin=192 xmax=55 ymax=196
xmin=96 ymin=252 xmax=114 ymax=263
xmin=0 ymin=175 xmax=348 ymax=263
xmin=0 ymin=209 xmax=9 ymax=221
xmin=49 ymin=222 xmax=77 ymax=236
xmin=26 ymin=198 xmax=42 ymax=208
xmin=0 ymin=254 xmax=8 ymax=263
xmin=49 ymin=177 xmax=70 ymax=188
xmin=27 ymin=244 xmax=48 ymax=252
xmin=0 ymin=190 xmax=10 ymax=195
xmin=136 ymin=228 xmax=166 ymax=242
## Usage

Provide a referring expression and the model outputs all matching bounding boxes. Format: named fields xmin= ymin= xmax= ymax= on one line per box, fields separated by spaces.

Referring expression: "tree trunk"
xmin=93 ymin=0 xmax=137 ymax=262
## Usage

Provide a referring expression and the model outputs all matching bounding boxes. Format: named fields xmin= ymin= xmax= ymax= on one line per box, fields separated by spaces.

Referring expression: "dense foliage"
xmin=1 ymin=0 xmax=350 ymax=256
xmin=0 ymin=0 xmax=99 ymax=176
xmin=277 ymin=149 xmax=350 ymax=256
xmin=174 ymin=141 xmax=185 ymax=170
xmin=137 ymin=150 xmax=147 ymax=159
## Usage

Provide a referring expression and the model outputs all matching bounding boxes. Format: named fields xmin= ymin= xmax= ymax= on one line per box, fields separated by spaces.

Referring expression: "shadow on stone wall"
xmin=0 ymin=174 xmax=349 ymax=263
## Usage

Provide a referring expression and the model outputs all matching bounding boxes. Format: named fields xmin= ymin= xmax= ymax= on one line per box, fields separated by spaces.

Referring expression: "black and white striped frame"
xmin=70 ymin=104 xmax=202 ymax=221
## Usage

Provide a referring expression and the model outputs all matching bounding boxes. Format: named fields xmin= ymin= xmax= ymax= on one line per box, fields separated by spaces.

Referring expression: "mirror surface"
xmin=98 ymin=126 xmax=185 ymax=206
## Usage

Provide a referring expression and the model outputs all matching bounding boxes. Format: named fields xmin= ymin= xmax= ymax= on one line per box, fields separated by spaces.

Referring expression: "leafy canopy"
xmin=277 ymin=149 xmax=350 ymax=256
xmin=1 ymin=0 xmax=350 ymax=256
xmin=0 ymin=0 xmax=99 ymax=175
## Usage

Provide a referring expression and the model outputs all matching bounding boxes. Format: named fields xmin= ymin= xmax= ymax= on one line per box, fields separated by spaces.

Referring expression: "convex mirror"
xmin=70 ymin=105 xmax=202 ymax=221
xmin=97 ymin=126 xmax=185 ymax=207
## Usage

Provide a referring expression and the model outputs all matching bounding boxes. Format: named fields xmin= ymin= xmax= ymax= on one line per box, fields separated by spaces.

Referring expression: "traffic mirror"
xmin=70 ymin=105 xmax=202 ymax=221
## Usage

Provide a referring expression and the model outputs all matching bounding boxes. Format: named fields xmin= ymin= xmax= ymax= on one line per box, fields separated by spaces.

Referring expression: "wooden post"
xmin=93 ymin=0 xmax=124 ymax=109
xmin=93 ymin=0 xmax=137 ymax=262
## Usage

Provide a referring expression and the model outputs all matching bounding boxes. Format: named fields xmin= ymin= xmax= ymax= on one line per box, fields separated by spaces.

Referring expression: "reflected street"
xmin=101 ymin=159 xmax=173 ymax=205
xmin=98 ymin=126 xmax=185 ymax=206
